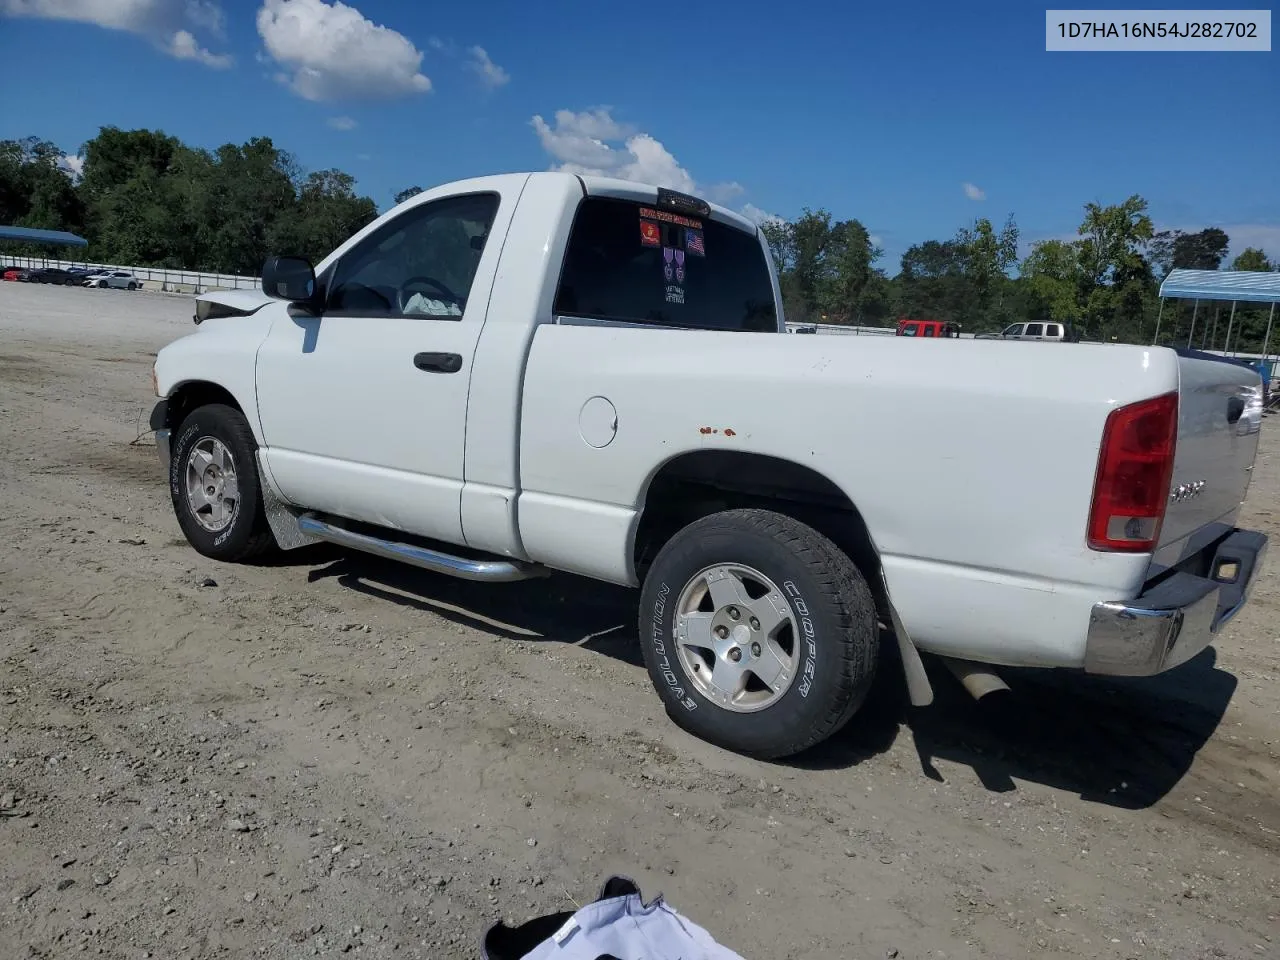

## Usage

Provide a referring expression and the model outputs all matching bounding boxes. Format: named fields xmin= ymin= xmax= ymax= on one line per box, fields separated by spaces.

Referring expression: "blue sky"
xmin=1 ymin=0 xmax=1277 ymax=268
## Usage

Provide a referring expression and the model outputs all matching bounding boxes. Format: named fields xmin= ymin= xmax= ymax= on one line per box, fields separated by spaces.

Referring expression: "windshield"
xmin=554 ymin=197 xmax=777 ymax=332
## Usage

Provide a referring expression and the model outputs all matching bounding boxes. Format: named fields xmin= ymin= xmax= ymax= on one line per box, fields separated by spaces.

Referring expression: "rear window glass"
xmin=554 ymin=197 xmax=777 ymax=332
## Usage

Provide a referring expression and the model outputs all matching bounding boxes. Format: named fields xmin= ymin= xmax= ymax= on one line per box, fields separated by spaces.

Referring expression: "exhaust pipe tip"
xmin=938 ymin=657 xmax=1011 ymax=701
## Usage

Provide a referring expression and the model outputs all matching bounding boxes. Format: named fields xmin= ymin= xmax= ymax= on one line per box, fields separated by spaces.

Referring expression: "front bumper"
xmin=1085 ymin=528 xmax=1268 ymax=676
xmin=150 ymin=400 xmax=171 ymax=474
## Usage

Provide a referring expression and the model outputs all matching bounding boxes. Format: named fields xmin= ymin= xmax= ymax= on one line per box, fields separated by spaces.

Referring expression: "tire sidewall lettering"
xmin=171 ymin=421 xmax=201 ymax=499
xmin=782 ymin=579 xmax=818 ymax=699
xmin=649 ymin=580 xmax=697 ymax=712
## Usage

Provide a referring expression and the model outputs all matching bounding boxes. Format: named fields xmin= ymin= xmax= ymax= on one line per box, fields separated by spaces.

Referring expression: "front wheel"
xmin=638 ymin=508 xmax=878 ymax=759
xmin=169 ymin=403 xmax=277 ymax=562
xmin=127 ymin=281 xmax=137 ymax=290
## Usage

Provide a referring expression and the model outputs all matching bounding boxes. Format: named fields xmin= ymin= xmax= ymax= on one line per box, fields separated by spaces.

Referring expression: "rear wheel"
xmin=127 ymin=281 xmax=137 ymax=290
xmin=638 ymin=508 xmax=878 ymax=759
xmin=169 ymin=403 xmax=277 ymax=562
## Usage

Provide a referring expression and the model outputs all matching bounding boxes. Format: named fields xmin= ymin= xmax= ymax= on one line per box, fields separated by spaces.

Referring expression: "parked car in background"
xmin=29 ymin=267 xmax=82 ymax=286
xmin=897 ymin=318 xmax=961 ymax=338
xmin=999 ymin=320 xmax=1081 ymax=342
xmin=84 ymin=270 xmax=140 ymax=290
xmin=2 ymin=267 xmax=32 ymax=282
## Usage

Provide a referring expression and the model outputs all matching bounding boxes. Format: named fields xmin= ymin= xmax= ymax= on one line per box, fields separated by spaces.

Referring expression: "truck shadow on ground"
xmin=304 ymin=554 xmax=1237 ymax=812
xmin=799 ymin=647 xmax=1238 ymax=811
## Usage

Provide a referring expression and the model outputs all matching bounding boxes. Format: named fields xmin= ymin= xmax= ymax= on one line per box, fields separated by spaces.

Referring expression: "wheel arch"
xmin=631 ymin=449 xmax=891 ymax=621
xmin=157 ymin=380 xmax=257 ymax=441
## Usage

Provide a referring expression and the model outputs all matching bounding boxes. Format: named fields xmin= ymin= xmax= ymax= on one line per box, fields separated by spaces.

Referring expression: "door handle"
xmin=414 ymin=352 xmax=463 ymax=374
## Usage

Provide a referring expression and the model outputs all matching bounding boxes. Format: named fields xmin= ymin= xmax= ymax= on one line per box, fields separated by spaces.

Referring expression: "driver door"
xmin=255 ymin=190 xmax=505 ymax=545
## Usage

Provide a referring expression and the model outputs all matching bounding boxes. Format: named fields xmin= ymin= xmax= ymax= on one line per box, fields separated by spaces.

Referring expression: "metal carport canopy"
xmin=1159 ymin=268 xmax=1280 ymax=304
xmin=0 ymin=225 xmax=88 ymax=247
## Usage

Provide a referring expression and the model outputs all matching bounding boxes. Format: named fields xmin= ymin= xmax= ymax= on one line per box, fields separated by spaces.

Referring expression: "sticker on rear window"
xmin=640 ymin=206 xmax=703 ymax=230
xmin=640 ymin=219 xmax=661 ymax=247
xmin=665 ymin=284 xmax=685 ymax=305
xmin=685 ymin=227 xmax=705 ymax=256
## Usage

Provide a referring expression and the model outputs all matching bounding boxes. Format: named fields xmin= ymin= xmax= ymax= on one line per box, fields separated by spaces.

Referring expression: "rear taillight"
xmin=1087 ymin=392 xmax=1178 ymax=552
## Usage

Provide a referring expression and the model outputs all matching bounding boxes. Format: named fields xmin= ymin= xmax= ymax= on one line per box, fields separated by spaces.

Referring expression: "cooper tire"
xmin=638 ymin=508 xmax=878 ymax=760
xmin=170 ymin=403 xmax=277 ymax=562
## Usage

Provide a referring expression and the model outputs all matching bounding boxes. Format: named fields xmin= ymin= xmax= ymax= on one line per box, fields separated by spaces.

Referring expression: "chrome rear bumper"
xmin=1085 ymin=528 xmax=1268 ymax=676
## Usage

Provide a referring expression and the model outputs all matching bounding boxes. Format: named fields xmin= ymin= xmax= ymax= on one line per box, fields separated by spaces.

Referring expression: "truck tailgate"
xmin=1159 ymin=350 xmax=1263 ymax=550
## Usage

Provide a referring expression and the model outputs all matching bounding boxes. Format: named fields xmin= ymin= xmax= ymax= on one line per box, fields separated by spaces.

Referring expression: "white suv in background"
xmin=85 ymin=270 xmax=139 ymax=290
xmin=999 ymin=320 xmax=1080 ymax=342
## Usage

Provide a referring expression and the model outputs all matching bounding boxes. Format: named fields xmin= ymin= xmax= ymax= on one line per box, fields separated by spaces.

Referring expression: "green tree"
xmin=1231 ymin=247 xmax=1275 ymax=272
xmin=394 ymin=186 xmax=424 ymax=204
xmin=1020 ymin=239 xmax=1082 ymax=323
xmin=1074 ymin=195 xmax=1155 ymax=340
xmin=1150 ymin=227 xmax=1230 ymax=276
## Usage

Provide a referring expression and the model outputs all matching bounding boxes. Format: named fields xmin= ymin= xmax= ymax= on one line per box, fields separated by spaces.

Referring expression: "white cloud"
xmin=963 ymin=182 xmax=986 ymax=201
xmin=256 ymin=0 xmax=431 ymax=101
xmin=169 ymin=28 xmax=231 ymax=67
xmin=467 ymin=45 xmax=508 ymax=88
xmin=704 ymin=181 xmax=745 ymax=205
xmin=58 ymin=154 xmax=85 ymax=179
xmin=327 ymin=115 xmax=357 ymax=130
xmin=531 ymin=108 xmax=784 ymax=227
xmin=531 ymin=108 xmax=696 ymax=194
xmin=355 ymin=152 xmax=371 ymax=161
xmin=741 ymin=203 xmax=783 ymax=227
xmin=0 ymin=0 xmax=232 ymax=66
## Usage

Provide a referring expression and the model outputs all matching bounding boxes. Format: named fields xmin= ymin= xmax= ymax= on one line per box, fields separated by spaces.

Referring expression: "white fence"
xmin=1 ymin=254 xmax=259 ymax=294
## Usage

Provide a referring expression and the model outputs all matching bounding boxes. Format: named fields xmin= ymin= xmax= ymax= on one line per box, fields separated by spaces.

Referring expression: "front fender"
xmin=153 ymin=310 xmax=279 ymax=445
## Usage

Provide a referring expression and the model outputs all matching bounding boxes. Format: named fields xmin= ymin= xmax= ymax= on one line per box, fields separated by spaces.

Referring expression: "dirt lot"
xmin=0 ymin=281 xmax=1277 ymax=960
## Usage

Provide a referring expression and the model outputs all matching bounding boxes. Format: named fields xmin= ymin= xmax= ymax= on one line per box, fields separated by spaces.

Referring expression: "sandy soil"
xmin=1 ymin=281 xmax=1277 ymax=960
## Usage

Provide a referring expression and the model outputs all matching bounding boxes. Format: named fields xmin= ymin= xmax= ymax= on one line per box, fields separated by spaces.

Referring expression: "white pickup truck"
xmin=150 ymin=172 xmax=1268 ymax=759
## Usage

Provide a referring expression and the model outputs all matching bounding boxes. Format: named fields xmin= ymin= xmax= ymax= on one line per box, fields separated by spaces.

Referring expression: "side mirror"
xmin=262 ymin=256 xmax=317 ymax=303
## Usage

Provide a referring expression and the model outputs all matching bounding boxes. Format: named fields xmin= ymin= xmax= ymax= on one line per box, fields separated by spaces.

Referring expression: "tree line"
xmin=1 ymin=129 xmax=378 ymax=278
xmin=2 ymin=126 xmax=1276 ymax=352
xmin=762 ymin=197 xmax=1276 ymax=352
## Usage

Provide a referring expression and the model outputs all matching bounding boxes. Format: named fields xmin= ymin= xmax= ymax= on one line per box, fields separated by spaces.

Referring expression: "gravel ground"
xmin=1 ymin=281 xmax=1277 ymax=960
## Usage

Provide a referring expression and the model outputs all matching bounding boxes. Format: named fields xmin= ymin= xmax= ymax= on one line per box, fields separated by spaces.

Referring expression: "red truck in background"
xmin=897 ymin=318 xmax=961 ymax=338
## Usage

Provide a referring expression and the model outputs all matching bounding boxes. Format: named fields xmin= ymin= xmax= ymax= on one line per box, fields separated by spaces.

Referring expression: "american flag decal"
xmin=685 ymin=228 xmax=705 ymax=256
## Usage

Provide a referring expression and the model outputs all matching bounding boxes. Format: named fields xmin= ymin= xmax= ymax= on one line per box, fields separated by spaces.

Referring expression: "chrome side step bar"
xmin=297 ymin=513 xmax=547 ymax=583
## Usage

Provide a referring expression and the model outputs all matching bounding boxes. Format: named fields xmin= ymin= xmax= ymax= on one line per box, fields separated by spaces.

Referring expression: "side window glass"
xmin=1026 ymin=323 xmax=1044 ymax=337
xmin=326 ymin=193 xmax=500 ymax=319
xmin=922 ymin=325 xmax=935 ymax=337
xmin=1003 ymin=323 xmax=1023 ymax=337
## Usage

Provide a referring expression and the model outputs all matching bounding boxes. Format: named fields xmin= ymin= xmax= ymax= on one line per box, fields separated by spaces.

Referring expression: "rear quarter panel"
xmin=518 ymin=330 xmax=1180 ymax=667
